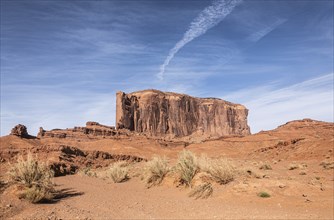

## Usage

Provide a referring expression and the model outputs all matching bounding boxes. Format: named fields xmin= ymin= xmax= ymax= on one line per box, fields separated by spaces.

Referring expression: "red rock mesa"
xmin=116 ymin=89 xmax=250 ymax=138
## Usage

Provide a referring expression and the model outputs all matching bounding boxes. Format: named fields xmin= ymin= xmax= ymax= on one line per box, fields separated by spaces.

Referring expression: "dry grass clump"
xmin=79 ymin=166 xmax=97 ymax=177
xmin=108 ymin=161 xmax=129 ymax=183
xmin=188 ymin=182 xmax=213 ymax=199
xmin=176 ymin=150 xmax=199 ymax=187
xmin=259 ymin=163 xmax=272 ymax=170
xmin=199 ymin=155 xmax=235 ymax=184
xmin=288 ymin=163 xmax=307 ymax=170
xmin=19 ymin=185 xmax=54 ymax=203
xmin=288 ymin=163 xmax=299 ymax=170
xmin=144 ymin=156 xmax=169 ymax=188
xmin=8 ymin=153 xmax=54 ymax=203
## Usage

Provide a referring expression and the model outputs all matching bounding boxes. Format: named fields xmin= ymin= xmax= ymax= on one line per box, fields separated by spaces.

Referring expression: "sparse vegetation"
xmin=80 ymin=166 xmax=97 ymax=177
xmin=288 ymin=163 xmax=300 ymax=170
xmin=8 ymin=153 xmax=54 ymax=203
xmin=259 ymin=163 xmax=272 ymax=170
xmin=199 ymin=156 xmax=235 ymax=184
xmin=188 ymin=182 xmax=213 ymax=199
xmin=289 ymin=163 xmax=307 ymax=170
xmin=108 ymin=161 xmax=129 ymax=183
xmin=299 ymin=171 xmax=307 ymax=175
xmin=258 ymin=191 xmax=271 ymax=198
xmin=176 ymin=150 xmax=199 ymax=187
xmin=144 ymin=156 xmax=169 ymax=188
xmin=19 ymin=185 xmax=54 ymax=203
xmin=320 ymin=161 xmax=334 ymax=170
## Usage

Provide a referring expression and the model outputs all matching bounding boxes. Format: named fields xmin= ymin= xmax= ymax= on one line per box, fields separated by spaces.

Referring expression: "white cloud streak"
xmin=157 ymin=0 xmax=242 ymax=80
xmin=247 ymin=18 xmax=287 ymax=42
xmin=222 ymin=73 xmax=334 ymax=133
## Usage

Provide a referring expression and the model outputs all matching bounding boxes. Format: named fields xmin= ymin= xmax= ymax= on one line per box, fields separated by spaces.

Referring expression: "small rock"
xmin=6 ymin=204 xmax=12 ymax=208
xmin=302 ymin=194 xmax=307 ymax=197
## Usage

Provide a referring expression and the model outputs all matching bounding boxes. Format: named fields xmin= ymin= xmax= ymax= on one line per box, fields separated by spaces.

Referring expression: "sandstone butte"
xmin=116 ymin=89 xmax=251 ymax=138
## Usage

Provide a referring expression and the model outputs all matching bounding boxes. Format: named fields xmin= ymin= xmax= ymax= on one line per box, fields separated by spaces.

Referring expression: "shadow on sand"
xmin=47 ymin=188 xmax=84 ymax=204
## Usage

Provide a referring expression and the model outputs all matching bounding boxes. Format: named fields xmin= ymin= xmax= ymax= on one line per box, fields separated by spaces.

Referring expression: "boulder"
xmin=10 ymin=124 xmax=29 ymax=138
xmin=116 ymin=89 xmax=250 ymax=138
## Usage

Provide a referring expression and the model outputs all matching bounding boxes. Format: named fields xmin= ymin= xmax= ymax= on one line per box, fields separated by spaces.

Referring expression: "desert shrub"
xmin=197 ymin=154 xmax=210 ymax=171
xmin=259 ymin=163 xmax=272 ymax=170
xmin=320 ymin=161 xmax=334 ymax=170
xmin=8 ymin=153 xmax=54 ymax=203
xmin=199 ymin=155 xmax=235 ymax=184
xmin=289 ymin=163 xmax=307 ymax=170
xmin=144 ymin=156 xmax=169 ymax=188
xmin=288 ymin=163 xmax=299 ymax=170
xmin=108 ymin=161 xmax=129 ymax=183
xmin=258 ymin=191 xmax=271 ymax=198
xmin=79 ymin=166 xmax=97 ymax=177
xmin=188 ymin=182 xmax=213 ymax=199
xmin=176 ymin=150 xmax=199 ymax=187
xmin=19 ymin=185 xmax=54 ymax=203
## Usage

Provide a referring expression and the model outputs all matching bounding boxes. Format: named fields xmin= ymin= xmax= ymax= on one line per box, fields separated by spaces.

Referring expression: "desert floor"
xmin=0 ymin=119 xmax=333 ymax=219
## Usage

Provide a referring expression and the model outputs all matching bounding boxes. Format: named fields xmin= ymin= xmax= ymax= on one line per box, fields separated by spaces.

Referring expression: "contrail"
xmin=248 ymin=18 xmax=287 ymax=42
xmin=157 ymin=0 xmax=242 ymax=80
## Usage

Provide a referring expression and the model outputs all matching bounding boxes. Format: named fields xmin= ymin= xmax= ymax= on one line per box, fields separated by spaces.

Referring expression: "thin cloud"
xmin=247 ymin=18 xmax=287 ymax=42
xmin=157 ymin=0 xmax=242 ymax=80
xmin=0 ymin=84 xmax=116 ymax=135
xmin=222 ymin=73 xmax=334 ymax=133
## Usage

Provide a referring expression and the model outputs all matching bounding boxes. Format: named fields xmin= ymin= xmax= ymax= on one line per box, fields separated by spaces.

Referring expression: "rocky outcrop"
xmin=10 ymin=124 xmax=29 ymax=138
xmin=38 ymin=122 xmax=116 ymax=139
xmin=116 ymin=89 xmax=250 ymax=138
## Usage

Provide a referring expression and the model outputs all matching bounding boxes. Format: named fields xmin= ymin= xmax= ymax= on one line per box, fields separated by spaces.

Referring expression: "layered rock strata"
xmin=116 ymin=89 xmax=250 ymax=138
xmin=38 ymin=121 xmax=116 ymax=139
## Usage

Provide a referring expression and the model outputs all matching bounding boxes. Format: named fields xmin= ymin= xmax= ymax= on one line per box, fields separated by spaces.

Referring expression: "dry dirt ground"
xmin=0 ymin=119 xmax=333 ymax=219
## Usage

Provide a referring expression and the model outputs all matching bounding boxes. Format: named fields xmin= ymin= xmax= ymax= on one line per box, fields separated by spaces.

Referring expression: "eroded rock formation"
xmin=10 ymin=124 xmax=29 ymax=138
xmin=116 ymin=89 xmax=250 ymax=138
xmin=38 ymin=121 xmax=116 ymax=139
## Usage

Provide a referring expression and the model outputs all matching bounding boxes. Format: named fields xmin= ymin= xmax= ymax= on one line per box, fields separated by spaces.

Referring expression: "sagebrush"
xmin=199 ymin=155 xmax=235 ymax=184
xmin=176 ymin=150 xmax=199 ymax=187
xmin=8 ymin=153 xmax=54 ymax=203
xmin=108 ymin=161 xmax=129 ymax=183
xmin=144 ymin=156 xmax=169 ymax=188
xmin=80 ymin=166 xmax=97 ymax=177
xmin=19 ymin=185 xmax=54 ymax=203
xmin=188 ymin=182 xmax=213 ymax=199
xmin=259 ymin=163 xmax=272 ymax=170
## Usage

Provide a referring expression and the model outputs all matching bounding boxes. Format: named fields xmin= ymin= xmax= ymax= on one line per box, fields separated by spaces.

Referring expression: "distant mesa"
xmin=116 ymin=89 xmax=250 ymax=138
xmin=9 ymin=89 xmax=251 ymax=141
xmin=37 ymin=121 xmax=116 ymax=139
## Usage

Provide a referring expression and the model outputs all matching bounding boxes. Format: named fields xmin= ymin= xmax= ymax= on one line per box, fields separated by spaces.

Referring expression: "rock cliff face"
xmin=116 ymin=90 xmax=250 ymax=138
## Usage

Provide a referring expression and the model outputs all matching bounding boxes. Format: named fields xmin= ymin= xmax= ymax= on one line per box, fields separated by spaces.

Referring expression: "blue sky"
xmin=1 ymin=0 xmax=333 ymax=135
